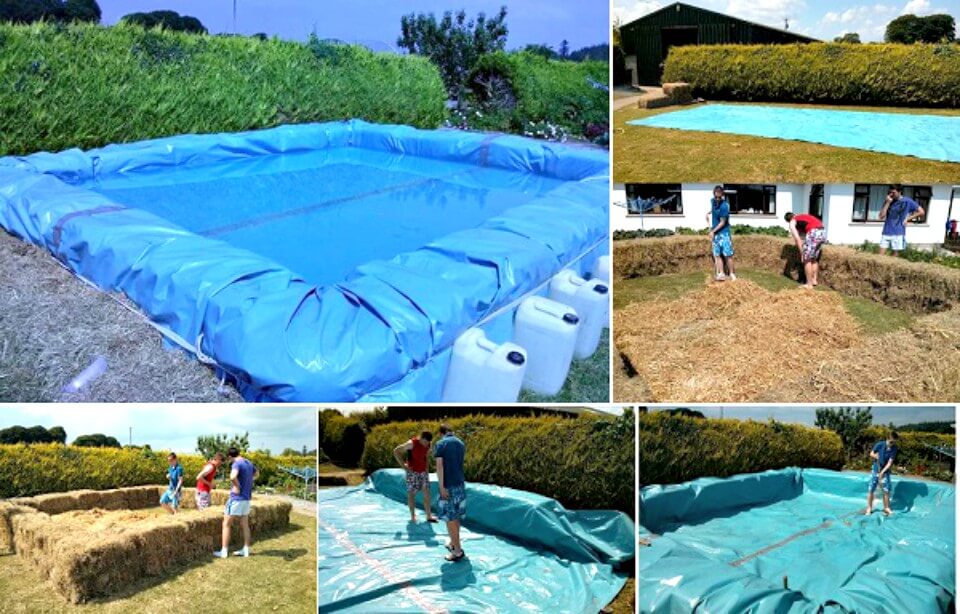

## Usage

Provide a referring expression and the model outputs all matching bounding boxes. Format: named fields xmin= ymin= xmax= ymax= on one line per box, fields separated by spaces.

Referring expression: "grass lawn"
xmin=613 ymin=101 xmax=960 ymax=183
xmin=0 ymin=511 xmax=316 ymax=613
xmin=614 ymin=268 xmax=914 ymax=335
xmin=520 ymin=328 xmax=610 ymax=403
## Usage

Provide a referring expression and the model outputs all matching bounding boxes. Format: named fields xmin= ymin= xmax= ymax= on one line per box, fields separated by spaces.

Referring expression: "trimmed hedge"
xmin=0 ymin=443 xmax=313 ymax=497
xmin=361 ymin=414 xmax=634 ymax=515
xmin=319 ymin=413 xmax=367 ymax=468
xmin=639 ymin=413 xmax=844 ymax=486
xmin=0 ymin=23 xmax=447 ymax=156
xmin=663 ymin=43 xmax=960 ymax=107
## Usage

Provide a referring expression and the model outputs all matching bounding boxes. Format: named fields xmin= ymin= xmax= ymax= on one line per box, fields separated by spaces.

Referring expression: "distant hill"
xmin=897 ymin=421 xmax=955 ymax=434
xmin=569 ymin=43 xmax=608 ymax=62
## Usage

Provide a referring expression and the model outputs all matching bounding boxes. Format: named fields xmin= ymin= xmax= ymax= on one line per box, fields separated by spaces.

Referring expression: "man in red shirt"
xmin=393 ymin=430 xmax=437 ymax=523
xmin=784 ymin=212 xmax=827 ymax=289
xmin=195 ymin=452 xmax=224 ymax=511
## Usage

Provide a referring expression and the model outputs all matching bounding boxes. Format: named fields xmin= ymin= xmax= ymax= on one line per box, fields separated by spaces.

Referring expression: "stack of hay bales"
xmin=2 ymin=486 xmax=292 ymax=603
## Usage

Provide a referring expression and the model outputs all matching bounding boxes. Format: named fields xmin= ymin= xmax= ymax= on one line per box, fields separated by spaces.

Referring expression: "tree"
xmin=48 ymin=426 xmax=67 ymax=444
xmin=196 ymin=432 xmax=249 ymax=458
xmin=121 ymin=10 xmax=207 ymax=33
xmin=72 ymin=433 xmax=122 ymax=448
xmin=815 ymin=407 xmax=873 ymax=453
xmin=0 ymin=424 xmax=66 ymax=444
xmin=886 ymin=13 xmax=955 ymax=44
xmin=559 ymin=39 xmax=569 ymax=59
xmin=834 ymin=32 xmax=861 ymax=43
xmin=523 ymin=43 xmax=556 ymax=59
xmin=0 ymin=0 xmax=99 ymax=23
xmin=397 ymin=6 xmax=508 ymax=97
xmin=569 ymin=43 xmax=609 ymax=62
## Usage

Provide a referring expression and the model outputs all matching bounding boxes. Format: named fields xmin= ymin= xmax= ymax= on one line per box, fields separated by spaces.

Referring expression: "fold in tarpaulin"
xmin=0 ymin=120 xmax=609 ymax=401
xmin=638 ymin=468 xmax=955 ymax=613
xmin=318 ymin=468 xmax=634 ymax=613
xmin=627 ymin=104 xmax=960 ymax=162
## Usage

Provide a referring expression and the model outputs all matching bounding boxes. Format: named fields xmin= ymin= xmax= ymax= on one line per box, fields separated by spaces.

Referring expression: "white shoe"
xmin=714 ymin=274 xmax=727 ymax=282
xmin=213 ymin=549 xmax=228 ymax=559
xmin=233 ymin=547 xmax=250 ymax=557
xmin=728 ymin=273 xmax=737 ymax=281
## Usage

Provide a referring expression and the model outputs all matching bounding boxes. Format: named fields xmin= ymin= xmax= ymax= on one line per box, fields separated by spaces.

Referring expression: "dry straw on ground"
xmin=2 ymin=486 xmax=291 ymax=603
xmin=614 ymin=279 xmax=862 ymax=402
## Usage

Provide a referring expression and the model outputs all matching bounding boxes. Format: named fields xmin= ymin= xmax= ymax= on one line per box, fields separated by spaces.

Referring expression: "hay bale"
xmin=614 ymin=279 xmax=862 ymax=402
xmin=662 ymin=82 xmax=692 ymax=103
xmin=0 ymin=501 xmax=38 ymax=554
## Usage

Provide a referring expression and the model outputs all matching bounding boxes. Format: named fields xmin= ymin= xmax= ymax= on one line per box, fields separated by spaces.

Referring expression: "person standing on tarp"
xmin=434 ymin=423 xmax=467 ymax=562
xmin=706 ymin=185 xmax=737 ymax=282
xmin=393 ymin=430 xmax=438 ymax=524
xmin=784 ymin=212 xmax=826 ymax=290
xmin=879 ymin=185 xmax=924 ymax=256
xmin=866 ymin=431 xmax=899 ymax=517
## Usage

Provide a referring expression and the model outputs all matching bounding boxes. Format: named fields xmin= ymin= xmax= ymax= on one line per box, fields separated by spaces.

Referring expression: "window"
xmin=723 ymin=184 xmax=776 ymax=215
xmin=624 ymin=183 xmax=683 ymax=215
xmin=852 ymin=184 xmax=932 ymax=223
xmin=809 ymin=184 xmax=824 ymax=219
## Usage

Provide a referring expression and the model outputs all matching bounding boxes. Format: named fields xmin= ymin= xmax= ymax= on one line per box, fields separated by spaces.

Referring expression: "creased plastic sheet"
xmin=318 ymin=468 xmax=633 ymax=613
xmin=627 ymin=104 xmax=960 ymax=162
xmin=639 ymin=468 xmax=955 ymax=613
xmin=0 ymin=120 xmax=609 ymax=401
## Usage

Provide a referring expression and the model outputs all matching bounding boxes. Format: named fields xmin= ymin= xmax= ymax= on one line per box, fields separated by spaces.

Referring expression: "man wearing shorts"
xmin=866 ymin=431 xmax=899 ymax=516
xmin=393 ymin=430 xmax=437 ymax=523
xmin=213 ymin=447 xmax=259 ymax=558
xmin=878 ymin=185 xmax=924 ymax=256
xmin=785 ymin=212 xmax=826 ymax=289
xmin=159 ymin=452 xmax=183 ymax=515
xmin=195 ymin=452 xmax=224 ymax=511
xmin=707 ymin=185 xmax=737 ymax=282
xmin=434 ymin=424 xmax=467 ymax=562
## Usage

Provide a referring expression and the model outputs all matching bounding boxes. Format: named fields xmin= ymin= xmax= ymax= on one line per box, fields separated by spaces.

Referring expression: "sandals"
xmin=444 ymin=549 xmax=466 ymax=562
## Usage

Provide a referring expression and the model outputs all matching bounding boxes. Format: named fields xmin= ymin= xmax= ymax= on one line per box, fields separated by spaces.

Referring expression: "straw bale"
xmin=0 ymin=501 xmax=38 ymax=553
xmin=614 ymin=279 xmax=862 ymax=402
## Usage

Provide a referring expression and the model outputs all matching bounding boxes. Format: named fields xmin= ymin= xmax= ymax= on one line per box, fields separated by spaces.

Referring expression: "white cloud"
xmin=613 ymin=1 xmax=666 ymax=25
xmin=726 ymin=0 xmax=807 ymax=27
xmin=817 ymin=3 xmax=900 ymax=42
xmin=901 ymin=0 xmax=932 ymax=14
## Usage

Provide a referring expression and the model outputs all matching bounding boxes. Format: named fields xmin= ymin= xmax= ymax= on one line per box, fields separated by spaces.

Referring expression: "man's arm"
xmin=788 ymin=220 xmax=804 ymax=252
xmin=230 ymin=467 xmax=240 ymax=494
xmin=393 ymin=442 xmax=413 ymax=469
xmin=878 ymin=458 xmax=894 ymax=476
xmin=869 ymin=450 xmax=879 ymax=460
xmin=175 ymin=473 xmax=183 ymax=494
xmin=709 ymin=215 xmax=727 ymax=237
xmin=905 ymin=205 xmax=925 ymax=225
xmin=436 ymin=457 xmax=447 ymax=499
xmin=878 ymin=196 xmax=892 ymax=221
xmin=197 ymin=465 xmax=214 ymax=488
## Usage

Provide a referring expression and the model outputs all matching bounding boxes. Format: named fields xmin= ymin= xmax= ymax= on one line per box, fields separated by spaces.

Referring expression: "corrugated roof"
xmin=624 ymin=1 xmax=819 ymax=42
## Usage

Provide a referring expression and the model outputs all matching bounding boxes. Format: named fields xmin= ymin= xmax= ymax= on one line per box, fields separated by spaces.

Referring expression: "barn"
xmin=618 ymin=2 xmax=818 ymax=86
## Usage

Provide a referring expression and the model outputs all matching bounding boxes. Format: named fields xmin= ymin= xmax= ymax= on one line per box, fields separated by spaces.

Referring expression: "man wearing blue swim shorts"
xmin=707 ymin=185 xmax=737 ymax=282
xmin=434 ymin=423 xmax=467 ymax=562
xmin=866 ymin=431 xmax=898 ymax=517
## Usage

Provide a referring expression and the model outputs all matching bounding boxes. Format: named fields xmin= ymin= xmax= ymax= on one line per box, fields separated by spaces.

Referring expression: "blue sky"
xmin=99 ymin=1 xmax=609 ymax=51
xmin=651 ymin=406 xmax=956 ymax=426
xmin=0 ymin=406 xmax=316 ymax=454
xmin=615 ymin=0 xmax=960 ymax=42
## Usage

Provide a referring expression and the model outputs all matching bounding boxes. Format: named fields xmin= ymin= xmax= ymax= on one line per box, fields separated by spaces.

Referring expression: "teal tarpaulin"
xmin=639 ymin=468 xmax=955 ymax=613
xmin=627 ymin=104 xmax=960 ymax=162
xmin=319 ymin=469 xmax=634 ymax=612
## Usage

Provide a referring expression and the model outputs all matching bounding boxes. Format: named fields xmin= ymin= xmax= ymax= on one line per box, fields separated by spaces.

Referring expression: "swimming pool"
xmin=639 ymin=468 xmax=955 ymax=613
xmin=0 ymin=121 xmax=609 ymax=401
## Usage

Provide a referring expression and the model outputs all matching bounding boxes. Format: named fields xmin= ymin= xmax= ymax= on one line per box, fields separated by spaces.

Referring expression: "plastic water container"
xmin=593 ymin=255 xmax=611 ymax=283
xmin=548 ymin=269 xmax=609 ymax=359
xmin=514 ymin=296 xmax=580 ymax=396
xmin=441 ymin=328 xmax=527 ymax=402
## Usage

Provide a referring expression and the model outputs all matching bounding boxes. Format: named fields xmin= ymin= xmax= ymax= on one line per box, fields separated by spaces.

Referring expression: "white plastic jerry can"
xmin=514 ymin=296 xmax=580 ymax=396
xmin=593 ymin=255 xmax=611 ymax=283
xmin=441 ymin=328 xmax=527 ymax=403
xmin=548 ymin=269 xmax=609 ymax=359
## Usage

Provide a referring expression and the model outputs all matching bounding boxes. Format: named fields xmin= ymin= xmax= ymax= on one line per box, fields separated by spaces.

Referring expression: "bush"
xmin=361 ymin=414 xmax=634 ymax=514
xmin=458 ymin=51 xmax=608 ymax=143
xmin=0 ymin=22 xmax=447 ymax=156
xmin=612 ymin=225 xmax=788 ymax=241
xmin=639 ymin=413 xmax=844 ymax=486
xmin=319 ymin=414 xmax=367 ymax=467
xmin=0 ymin=443 xmax=313 ymax=497
xmin=663 ymin=43 xmax=960 ymax=107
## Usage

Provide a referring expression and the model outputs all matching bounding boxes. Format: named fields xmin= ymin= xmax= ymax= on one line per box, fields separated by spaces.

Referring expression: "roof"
xmin=623 ymin=1 xmax=819 ymax=42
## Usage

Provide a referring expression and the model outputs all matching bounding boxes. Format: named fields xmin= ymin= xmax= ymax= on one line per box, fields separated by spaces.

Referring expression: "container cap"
xmin=562 ymin=313 xmax=579 ymax=325
xmin=506 ymin=351 xmax=526 ymax=366
xmin=593 ymin=284 xmax=609 ymax=294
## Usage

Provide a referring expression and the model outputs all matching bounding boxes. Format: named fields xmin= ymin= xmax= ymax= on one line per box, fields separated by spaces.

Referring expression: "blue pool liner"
xmin=627 ymin=104 xmax=960 ymax=162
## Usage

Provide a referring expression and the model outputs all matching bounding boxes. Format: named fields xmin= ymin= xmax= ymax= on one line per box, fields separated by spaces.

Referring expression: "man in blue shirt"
xmin=159 ymin=452 xmax=183 ymax=515
xmin=214 ymin=447 xmax=259 ymax=559
xmin=866 ymin=431 xmax=898 ymax=516
xmin=434 ymin=423 xmax=467 ymax=562
xmin=707 ymin=185 xmax=737 ymax=282
xmin=878 ymin=185 xmax=924 ymax=256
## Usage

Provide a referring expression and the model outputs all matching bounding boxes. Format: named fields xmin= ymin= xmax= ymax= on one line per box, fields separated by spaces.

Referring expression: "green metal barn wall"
xmin=621 ymin=3 xmax=816 ymax=85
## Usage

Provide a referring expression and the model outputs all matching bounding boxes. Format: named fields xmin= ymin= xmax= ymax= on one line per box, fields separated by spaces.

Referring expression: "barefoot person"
xmin=434 ymin=424 xmax=467 ymax=562
xmin=784 ymin=212 xmax=826 ymax=289
xmin=159 ymin=452 xmax=183 ymax=515
xmin=706 ymin=186 xmax=737 ymax=282
xmin=213 ymin=447 xmax=259 ymax=559
xmin=195 ymin=452 xmax=224 ymax=511
xmin=393 ymin=431 xmax=437 ymax=523
xmin=866 ymin=431 xmax=899 ymax=517
xmin=879 ymin=185 xmax=924 ymax=256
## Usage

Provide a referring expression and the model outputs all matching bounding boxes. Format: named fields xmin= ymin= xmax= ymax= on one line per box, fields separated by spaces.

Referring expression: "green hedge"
xmin=319 ymin=412 xmax=367 ymax=468
xmin=613 ymin=225 xmax=790 ymax=241
xmin=463 ymin=51 xmax=608 ymax=140
xmin=0 ymin=443 xmax=313 ymax=497
xmin=0 ymin=23 xmax=447 ymax=156
xmin=663 ymin=43 xmax=960 ymax=107
xmin=639 ymin=413 xmax=844 ymax=486
xmin=361 ymin=414 xmax=634 ymax=514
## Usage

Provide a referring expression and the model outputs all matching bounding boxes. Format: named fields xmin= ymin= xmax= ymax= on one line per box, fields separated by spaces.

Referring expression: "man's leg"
xmin=878 ymin=246 xmax=887 ymax=256
xmin=237 ymin=516 xmax=251 ymax=553
xmin=803 ymin=261 xmax=815 ymax=289
xmin=866 ymin=488 xmax=875 ymax=514
xmin=407 ymin=490 xmax=417 ymax=522
xmin=215 ymin=514 xmax=233 ymax=557
xmin=422 ymin=485 xmax=436 ymax=522
xmin=726 ymin=256 xmax=736 ymax=279
xmin=447 ymin=520 xmax=461 ymax=553
xmin=810 ymin=261 xmax=820 ymax=286
xmin=713 ymin=255 xmax=725 ymax=279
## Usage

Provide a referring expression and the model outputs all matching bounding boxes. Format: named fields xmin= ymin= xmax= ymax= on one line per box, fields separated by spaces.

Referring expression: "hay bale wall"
xmin=614 ymin=235 xmax=960 ymax=314
xmin=5 ymin=487 xmax=291 ymax=603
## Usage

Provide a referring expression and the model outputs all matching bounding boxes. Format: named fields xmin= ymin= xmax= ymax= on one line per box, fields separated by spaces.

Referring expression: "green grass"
xmin=0 ymin=511 xmax=316 ymax=613
xmin=613 ymin=101 xmax=960 ymax=183
xmin=519 ymin=328 xmax=610 ymax=402
xmin=614 ymin=268 xmax=914 ymax=335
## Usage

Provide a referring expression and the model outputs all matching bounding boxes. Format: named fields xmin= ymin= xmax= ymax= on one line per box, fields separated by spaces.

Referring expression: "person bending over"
xmin=784 ymin=212 xmax=826 ymax=289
